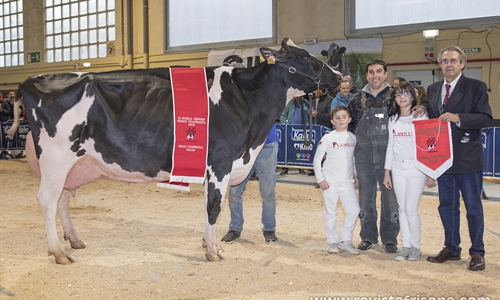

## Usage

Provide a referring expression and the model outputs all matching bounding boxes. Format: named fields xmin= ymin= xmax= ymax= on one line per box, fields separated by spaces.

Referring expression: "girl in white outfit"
xmin=314 ymin=106 xmax=360 ymax=255
xmin=383 ymin=82 xmax=435 ymax=261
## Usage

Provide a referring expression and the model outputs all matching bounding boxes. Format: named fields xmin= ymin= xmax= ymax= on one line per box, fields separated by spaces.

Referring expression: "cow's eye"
xmin=303 ymin=56 xmax=309 ymax=60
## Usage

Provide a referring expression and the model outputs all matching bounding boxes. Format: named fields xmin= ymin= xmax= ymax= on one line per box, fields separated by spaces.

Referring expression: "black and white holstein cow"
xmin=11 ymin=38 xmax=342 ymax=264
xmin=321 ymin=42 xmax=351 ymax=76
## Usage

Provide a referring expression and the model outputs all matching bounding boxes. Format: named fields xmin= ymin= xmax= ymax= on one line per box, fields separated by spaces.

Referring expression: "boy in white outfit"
xmin=314 ymin=106 xmax=360 ymax=255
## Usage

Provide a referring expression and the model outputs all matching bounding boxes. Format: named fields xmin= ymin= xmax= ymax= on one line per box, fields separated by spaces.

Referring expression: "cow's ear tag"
xmin=267 ymin=55 xmax=276 ymax=64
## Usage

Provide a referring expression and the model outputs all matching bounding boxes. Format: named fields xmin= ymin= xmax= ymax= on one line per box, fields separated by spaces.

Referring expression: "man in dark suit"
xmin=426 ymin=46 xmax=492 ymax=271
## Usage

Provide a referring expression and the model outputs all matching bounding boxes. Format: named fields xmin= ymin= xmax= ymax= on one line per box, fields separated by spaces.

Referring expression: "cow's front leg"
xmin=203 ymin=168 xmax=230 ymax=262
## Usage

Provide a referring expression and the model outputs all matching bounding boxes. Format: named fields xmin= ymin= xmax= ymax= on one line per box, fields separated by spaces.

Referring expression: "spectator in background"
xmin=393 ymin=77 xmax=407 ymax=88
xmin=0 ymin=94 xmax=12 ymax=123
xmin=6 ymin=91 xmax=26 ymax=159
xmin=0 ymin=92 xmax=13 ymax=160
xmin=343 ymin=75 xmax=359 ymax=95
xmin=331 ymin=81 xmax=354 ymax=110
xmin=309 ymin=89 xmax=334 ymax=129
xmin=414 ymin=85 xmax=429 ymax=107
xmin=279 ymin=95 xmax=310 ymax=175
xmin=307 ymin=89 xmax=334 ymax=176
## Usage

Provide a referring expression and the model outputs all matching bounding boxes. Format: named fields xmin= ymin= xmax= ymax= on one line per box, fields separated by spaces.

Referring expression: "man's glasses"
xmin=441 ymin=58 xmax=460 ymax=65
xmin=395 ymin=91 xmax=412 ymax=98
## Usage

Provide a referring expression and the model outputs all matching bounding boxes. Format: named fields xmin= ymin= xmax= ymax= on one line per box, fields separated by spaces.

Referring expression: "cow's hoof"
xmin=55 ymin=256 xmax=75 ymax=265
xmin=205 ymin=253 xmax=223 ymax=262
xmin=71 ymin=240 xmax=86 ymax=249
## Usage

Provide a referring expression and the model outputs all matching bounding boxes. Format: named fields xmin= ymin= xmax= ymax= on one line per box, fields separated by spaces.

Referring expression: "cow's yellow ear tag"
xmin=267 ymin=55 xmax=276 ymax=64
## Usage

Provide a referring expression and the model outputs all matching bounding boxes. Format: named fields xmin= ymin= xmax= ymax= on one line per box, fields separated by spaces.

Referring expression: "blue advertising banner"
xmin=0 ymin=121 xmax=29 ymax=151
xmin=482 ymin=127 xmax=494 ymax=177
xmin=277 ymin=124 xmax=331 ymax=169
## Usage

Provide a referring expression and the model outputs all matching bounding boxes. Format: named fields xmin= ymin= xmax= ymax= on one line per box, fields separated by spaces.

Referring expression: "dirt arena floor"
xmin=0 ymin=158 xmax=499 ymax=300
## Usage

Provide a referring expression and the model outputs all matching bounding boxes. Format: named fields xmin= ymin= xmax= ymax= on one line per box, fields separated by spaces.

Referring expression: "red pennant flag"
xmin=412 ymin=119 xmax=453 ymax=179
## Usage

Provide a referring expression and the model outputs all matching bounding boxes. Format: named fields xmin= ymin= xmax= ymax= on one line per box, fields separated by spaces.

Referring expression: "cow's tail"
xmin=6 ymin=97 xmax=23 ymax=138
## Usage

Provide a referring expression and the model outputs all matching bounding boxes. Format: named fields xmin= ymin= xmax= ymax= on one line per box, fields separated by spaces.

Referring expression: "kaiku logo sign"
xmin=294 ymin=143 xmax=313 ymax=151
xmin=291 ymin=128 xmax=316 ymax=143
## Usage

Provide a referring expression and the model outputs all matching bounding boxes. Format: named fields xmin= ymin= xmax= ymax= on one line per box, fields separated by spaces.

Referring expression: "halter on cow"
xmin=10 ymin=38 xmax=342 ymax=264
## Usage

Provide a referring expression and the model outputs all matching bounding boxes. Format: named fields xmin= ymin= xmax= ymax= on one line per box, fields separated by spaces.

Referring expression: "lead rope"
xmin=300 ymin=99 xmax=311 ymax=146
xmin=308 ymin=92 xmax=314 ymax=144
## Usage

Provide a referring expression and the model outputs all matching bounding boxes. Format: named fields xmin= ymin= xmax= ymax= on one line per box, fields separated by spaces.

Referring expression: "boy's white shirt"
xmin=313 ymin=129 xmax=357 ymax=184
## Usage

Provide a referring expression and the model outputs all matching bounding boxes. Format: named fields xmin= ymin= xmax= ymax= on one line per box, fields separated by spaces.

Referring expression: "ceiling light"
xmin=423 ymin=30 xmax=439 ymax=38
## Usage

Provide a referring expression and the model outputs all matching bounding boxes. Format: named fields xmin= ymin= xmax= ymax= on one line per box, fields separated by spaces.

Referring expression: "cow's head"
xmin=259 ymin=38 xmax=342 ymax=98
xmin=322 ymin=42 xmax=351 ymax=76
xmin=222 ymin=54 xmax=244 ymax=67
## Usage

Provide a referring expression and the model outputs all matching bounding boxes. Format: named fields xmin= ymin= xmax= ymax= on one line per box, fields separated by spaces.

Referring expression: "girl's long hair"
xmin=388 ymin=82 xmax=417 ymax=121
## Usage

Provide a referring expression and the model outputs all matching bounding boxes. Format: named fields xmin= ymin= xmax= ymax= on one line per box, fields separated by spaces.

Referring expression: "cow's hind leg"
xmin=37 ymin=179 xmax=75 ymax=264
xmin=59 ymin=189 xmax=86 ymax=250
xmin=36 ymin=149 xmax=80 ymax=265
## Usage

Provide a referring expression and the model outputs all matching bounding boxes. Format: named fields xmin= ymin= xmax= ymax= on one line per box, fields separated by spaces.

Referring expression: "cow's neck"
xmin=234 ymin=64 xmax=286 ymax=148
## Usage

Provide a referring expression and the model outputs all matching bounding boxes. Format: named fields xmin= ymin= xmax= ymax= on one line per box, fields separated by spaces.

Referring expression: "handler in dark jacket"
xmin=309 ymin=89 xmax=334 ymax=129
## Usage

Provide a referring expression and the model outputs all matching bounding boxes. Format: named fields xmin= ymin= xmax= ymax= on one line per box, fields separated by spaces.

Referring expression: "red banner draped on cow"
xmin=158 ymin=68 xmax=209 ymax=190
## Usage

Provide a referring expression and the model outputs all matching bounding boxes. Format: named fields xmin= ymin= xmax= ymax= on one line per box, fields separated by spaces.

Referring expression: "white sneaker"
xmin=339 ymin=241 xmax=360 ymax=255
xmin=394 ymin=247 xmax=411 ymax=261
xmin=327 ymin=243 xmax=338 ymax=253
xmin=407 ymin=247 xmax=422 ymax=261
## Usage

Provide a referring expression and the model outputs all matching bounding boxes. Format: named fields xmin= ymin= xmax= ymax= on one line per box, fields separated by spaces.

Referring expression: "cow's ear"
xmin=260 ymin=48 xmax=279 ymax=64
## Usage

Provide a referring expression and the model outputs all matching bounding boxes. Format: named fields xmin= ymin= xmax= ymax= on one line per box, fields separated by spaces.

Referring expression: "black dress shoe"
xmin=468 ymin=253 xmax=485 ymax=271
xmin=427 ymin=247 xmax=461 ymax=263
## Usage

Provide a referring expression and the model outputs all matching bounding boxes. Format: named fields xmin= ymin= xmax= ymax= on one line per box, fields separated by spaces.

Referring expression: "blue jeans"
xmin=228 ymin=141 xmax=278 ymax=233
xmin=354 ymin=108 xmax=399 ymax=245
xmin=437 ymin=171 xmax=485 ymax=257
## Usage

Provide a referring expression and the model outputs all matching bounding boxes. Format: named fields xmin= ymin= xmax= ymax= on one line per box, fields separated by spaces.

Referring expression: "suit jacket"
xmin=427 ymin=75 xmax=492 ymax=174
